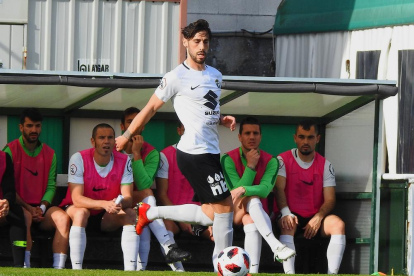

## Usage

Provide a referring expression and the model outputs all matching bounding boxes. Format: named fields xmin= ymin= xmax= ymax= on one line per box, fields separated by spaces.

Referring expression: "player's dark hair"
xmin=92 ymin=123 xmax=115 ymax=139
xmin=297 ymin=119 xmax=319 ymax=135
xmin=20 ymin=108 xmax=43 ymax=124
xmin=239 ymin=117 xmax=261 ymax=135
xmin=121 ymin=107 xmax=140 ymax=125
xmin=182 ymin=19 xmax=212 ymax=40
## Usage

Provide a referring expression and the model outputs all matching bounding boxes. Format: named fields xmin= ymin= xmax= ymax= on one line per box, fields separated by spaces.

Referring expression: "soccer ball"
xmin=217 ymin=246 xmax=250 ymax=276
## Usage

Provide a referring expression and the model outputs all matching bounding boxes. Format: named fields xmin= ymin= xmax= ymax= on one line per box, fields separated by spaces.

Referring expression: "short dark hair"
xmin=297 ymin=119 xmax=319 ymax=135
xmin=121 ymin=107 xmax=140 ymax=125
xmin=20 ymin=108 xmax=43 ymax=124
xmin=239 ymin=117 xmax=261 ymax=135
xmin=92 ymin=123 xmax=115 ymax=139
xmin=182 ymin=19 xmax=212 ymax=40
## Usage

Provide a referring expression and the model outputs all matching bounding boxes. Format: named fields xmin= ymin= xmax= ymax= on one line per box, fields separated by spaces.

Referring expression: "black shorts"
xmin=176 ymin=149 xmax=231 ymax=204
xmin=278 ymin=212 xmax=322 ymax=238
xmin=62 ymin=205 xmax=105 ymax=232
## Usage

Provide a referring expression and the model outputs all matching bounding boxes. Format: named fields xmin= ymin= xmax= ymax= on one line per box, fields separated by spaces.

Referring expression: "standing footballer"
xmin=115 ymin=19 xmax=238 ymax=270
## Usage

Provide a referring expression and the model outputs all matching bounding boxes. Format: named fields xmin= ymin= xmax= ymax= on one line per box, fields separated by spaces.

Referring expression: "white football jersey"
xmin=155 ymin=62 xmax=222 ymax=154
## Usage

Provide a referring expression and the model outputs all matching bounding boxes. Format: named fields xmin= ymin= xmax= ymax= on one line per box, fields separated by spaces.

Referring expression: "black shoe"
xmin=165 ymin=244 xmax=192 ymax=263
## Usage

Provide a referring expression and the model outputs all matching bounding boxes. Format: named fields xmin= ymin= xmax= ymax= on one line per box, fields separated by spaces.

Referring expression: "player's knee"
xmin=72 ymin=207 xmax=90 ymax=221
xmin=326 ymin=215 xmax=345 ymax=235
xmin=124 ymin=208 xmax=137 ymax=225
xmin=242 ymin=214 xmax=254 ymax=225
xmin=54 ymin=213 xmax=71 ymax=231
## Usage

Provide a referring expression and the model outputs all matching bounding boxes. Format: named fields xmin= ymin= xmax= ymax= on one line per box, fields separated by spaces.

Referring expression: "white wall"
xmin=325 ymin=102 xmax=375 ymax=193
xmin=187 ymin=0 xmax=281 ymax=32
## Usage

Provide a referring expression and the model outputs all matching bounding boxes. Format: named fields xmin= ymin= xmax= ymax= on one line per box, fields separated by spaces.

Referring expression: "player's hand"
xmin=230 ymin=187 xmax=245 ymax=200
xmin=131 ymin=135 xmax=144 ymax=157
xmin=104 ymin=200 xmax=121 ymax=214
xmin=0 ymin=199 xmax=9 ymax=217
xmin=32 ymin=206 xmax=44 ymax=222
xmin=246 ymin=149 xmax=260 ymax=169
xmin=303 ymin=214 xmax=323 ymax=239
xmin=179 ymin=222 xmax=193 ymax=234
xmin=115 ymin=135 xmax=128 ymax=152
xmin=280 ymin=214 xmax=298 ymax=230
xmin=220 ymin=115 xmax=236 ymax=131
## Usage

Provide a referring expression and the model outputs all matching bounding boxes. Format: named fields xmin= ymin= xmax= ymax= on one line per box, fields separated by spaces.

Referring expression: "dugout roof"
xmin=0 ymin=69 xmax=397 ymax=124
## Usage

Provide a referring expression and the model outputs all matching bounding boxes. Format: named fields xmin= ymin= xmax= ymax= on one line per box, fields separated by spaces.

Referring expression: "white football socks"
xmin=24 ymin=251 xmax=30 ymax=268
xmin=244 ymin=223 xmax=261 ymax=273
xmin=212 ymin=212 xmax=233 ymax=272
xmin=152 ymin=204 xmax=213 ymax=226
xmin=327 ymin=234 xmax=346 ymax=274
xmin=69 ymin=226 xmax=86 ymax=270
xmin=53 ymin=253 xmax=67 ymax=269
xmin=279 ymin=234 xmax=295 ymax=274
xmin=143 ymin=196 xmax=171 ymax=246
xmin=136 ymin=226 xmax=150 ymax=271
xmin=247 ymin=198 xmax=283 ymax=250
xmin=121 ymin=225 xmax=140 ymax=271
xmin=162 ymin=231 xmax=185 ymax=272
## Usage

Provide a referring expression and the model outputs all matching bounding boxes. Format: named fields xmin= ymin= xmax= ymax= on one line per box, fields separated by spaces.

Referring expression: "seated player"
xmin=3 ymin=108 xmax=70 ymax=269
xmin=60 ymin=123 xmax=139 ymax=270
xmin=221 ymin=117 xmax=296 ymax=271
xmin=275 ymin=119 xmax=346 ymax=274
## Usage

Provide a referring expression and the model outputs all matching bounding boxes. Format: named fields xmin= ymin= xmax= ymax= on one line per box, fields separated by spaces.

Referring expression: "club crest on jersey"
xmin=70 ymin=164 xmax=77 ymax=175
xmin=207 ymin=172 xmax=228 ymax=196
xmin=215 ymin=79 xmax=221 ymax=88
xmin=158 ymin=78 xmax=167 ymax=90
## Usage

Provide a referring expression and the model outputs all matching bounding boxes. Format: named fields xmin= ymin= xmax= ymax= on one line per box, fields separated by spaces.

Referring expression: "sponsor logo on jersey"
xmin=203 ymin=90 xmax=218 ymax=110
xmin=205 ymin=110 xmax=220 ymax=115
xmin=191 ymin=85 xmax=200 ymax=90
xmin=215 ymin=79 xmax=221 ymax=88
xmin=207 ymin=172 xmax=228 ymax=196
xmin=206 ymin=120 xmax=219 ymax=126
xmin=70 ymin=164 xmax=77 ymax=175
xmin=158 ymin=78 xmax=167 ymax=90
xmin=92 ymin=187 xmax=106 ymax=192
xmin=301 ymin=180 xmax=313 ymax=186
xmin=25 ymin=168 xmax=38 ymax=176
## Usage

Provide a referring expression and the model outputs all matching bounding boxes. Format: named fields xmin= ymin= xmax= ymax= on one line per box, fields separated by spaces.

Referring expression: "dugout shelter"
xmin=0 ymin=69 xmax=397 ymax=273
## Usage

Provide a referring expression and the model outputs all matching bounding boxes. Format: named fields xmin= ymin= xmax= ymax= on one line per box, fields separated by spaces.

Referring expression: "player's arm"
xmin=1 ymin=154 xmax=16 ymax=205
xmin=132 ymin=149 xmax=159 ymax=190
xmin=244 ymin=157 xmax=279 ymax=198
xmin=116 ymin=94 xmax=165 ymax=151
xmin=41 ymin=153 xmax=57 ymax=208
xmin=155 ymin=153 xmax=173 ymax=206
xmin=119 ymin=183 xmax=133 ymax=209
xmin=221 ymin=154 xmax=255 ymax=191
xmin=274 ymin=156 xmax=298 ymax=229
xmin=155 ymin=177 xmax=174 ymax=206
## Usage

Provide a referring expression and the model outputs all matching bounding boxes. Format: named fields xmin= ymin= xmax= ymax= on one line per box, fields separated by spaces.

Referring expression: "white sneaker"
xmin=274 ymin=245 xmax=296 ymax=263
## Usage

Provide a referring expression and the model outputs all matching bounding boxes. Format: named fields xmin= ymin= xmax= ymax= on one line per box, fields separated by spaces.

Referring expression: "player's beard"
xmin=189 ymin=50 xmax=206 ymax=64
xmin=299 ymin=148 xmax=313 ymax=156
xmin=23 ymin=131 xmax=39 ymax=144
